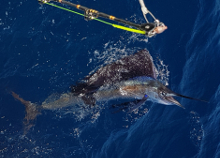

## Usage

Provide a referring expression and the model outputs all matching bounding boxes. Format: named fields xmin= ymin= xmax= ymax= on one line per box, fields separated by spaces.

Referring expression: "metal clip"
xmin=84 ymin=9 xmax=99 ymax=21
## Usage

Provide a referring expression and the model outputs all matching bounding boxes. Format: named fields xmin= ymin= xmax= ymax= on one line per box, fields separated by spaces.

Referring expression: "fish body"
xmin=41 ymin=78 xmax=161 ymax=109
xmin=30 ymin=77 xmax=179 ymax=113
xmin=39 ymin=76 xmax=183 ymax=110
xmin=11 ymin=49 xmax=207 ymax=133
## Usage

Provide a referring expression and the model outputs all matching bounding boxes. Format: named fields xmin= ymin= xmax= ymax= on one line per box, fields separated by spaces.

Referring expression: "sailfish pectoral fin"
xmin=129 ymin=94 xmax=149 ymax=113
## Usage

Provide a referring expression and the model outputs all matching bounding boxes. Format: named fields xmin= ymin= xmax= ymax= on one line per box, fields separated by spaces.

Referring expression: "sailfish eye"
xmin=160 ymin=91 xmax=166 ymax=96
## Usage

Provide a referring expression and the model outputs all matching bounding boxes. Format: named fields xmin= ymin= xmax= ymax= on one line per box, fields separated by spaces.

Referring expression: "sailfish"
xmin=11 ymin=49 xmax=206 ymax=132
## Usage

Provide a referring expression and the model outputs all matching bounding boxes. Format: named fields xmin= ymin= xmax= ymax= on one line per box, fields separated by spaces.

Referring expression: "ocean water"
xmin=0 ymin=0 xmax=220 ymax=157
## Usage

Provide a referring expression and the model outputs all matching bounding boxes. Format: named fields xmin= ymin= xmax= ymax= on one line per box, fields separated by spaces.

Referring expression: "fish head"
xmin=156 ymin=83 xmax=185 ymax=109
xmin=147 ymin=80 xmax=184 ymax=109
xmin=148 ymin=80 xmax=207 ymax=109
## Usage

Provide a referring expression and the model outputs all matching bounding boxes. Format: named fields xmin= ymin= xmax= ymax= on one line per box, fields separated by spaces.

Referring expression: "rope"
xmin=138 ymin=0 xmax=157 ymax=23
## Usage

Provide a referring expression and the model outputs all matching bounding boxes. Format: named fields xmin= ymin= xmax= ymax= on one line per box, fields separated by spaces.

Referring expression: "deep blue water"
xmin=1 ymin=0 xmax=220 ymax=157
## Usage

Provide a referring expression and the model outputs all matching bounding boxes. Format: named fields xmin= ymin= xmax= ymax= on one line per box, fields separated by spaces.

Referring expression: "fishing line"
xmin=38 ymin=0 xmax=167 ymax=37
xmin=42 ymin=1 xmax=146 ymax=35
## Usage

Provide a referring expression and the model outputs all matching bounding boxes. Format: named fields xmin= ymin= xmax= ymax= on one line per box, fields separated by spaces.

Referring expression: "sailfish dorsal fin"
xmin=71 ymin=49 xmax=158 ymax=94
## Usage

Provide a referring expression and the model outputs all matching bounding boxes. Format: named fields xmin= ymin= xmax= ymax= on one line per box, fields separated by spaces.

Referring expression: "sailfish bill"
xmin=174 ymin=93 xmax=208 ymax=103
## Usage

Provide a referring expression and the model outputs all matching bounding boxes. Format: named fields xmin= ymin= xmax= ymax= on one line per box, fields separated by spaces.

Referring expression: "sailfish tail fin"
xmin=11 ymin=91 xmax=41 ymax=134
